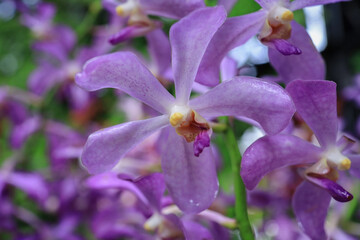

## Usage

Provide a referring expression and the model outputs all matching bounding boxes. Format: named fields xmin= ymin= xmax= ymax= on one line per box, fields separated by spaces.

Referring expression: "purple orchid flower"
xmin=103 ymin=0 xmax=204 ymax=44
xmin=76 ymin=6 xmax=295 ymax=213
xmin=196 ymin=0 xmax=348 ymax=86
xmin=21 ymin=3 xmax=76 ymax=54
xmin=241 ymin=80 xmax=359 ymax=240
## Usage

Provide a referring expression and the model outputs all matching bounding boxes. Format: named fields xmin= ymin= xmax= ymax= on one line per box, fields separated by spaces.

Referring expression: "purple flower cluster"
xmin=1 ymin=0 xmax=359 ymax=239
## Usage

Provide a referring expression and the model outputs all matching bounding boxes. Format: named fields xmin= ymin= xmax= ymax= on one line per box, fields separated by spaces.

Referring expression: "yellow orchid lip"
xmin=281 ymin=10 xmax=294 ymax=21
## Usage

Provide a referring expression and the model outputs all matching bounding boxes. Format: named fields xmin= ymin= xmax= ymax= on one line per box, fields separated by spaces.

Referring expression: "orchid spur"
xmin=76 ymin=6 xmax=295 ymax=213
xmin=241 ymin=80 xmax=359 ymax=240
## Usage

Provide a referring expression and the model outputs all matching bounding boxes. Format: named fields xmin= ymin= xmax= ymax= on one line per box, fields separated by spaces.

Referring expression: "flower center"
xmin=324 ymin=147 xmax=351 ymax=171
xmin=259 ymin=6 xmax=294 ymax=42
xmin=169 ymin=105 xmax=211 ymax=156
xmin=115 ymin=0 xmax=152 ymax=26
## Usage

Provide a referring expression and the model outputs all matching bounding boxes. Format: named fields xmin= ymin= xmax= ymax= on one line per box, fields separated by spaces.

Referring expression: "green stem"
xmin=224 ymin=118 xmax=254 ymax=240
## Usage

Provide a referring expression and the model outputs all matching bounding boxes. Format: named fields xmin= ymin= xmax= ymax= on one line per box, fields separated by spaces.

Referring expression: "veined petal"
xmin=190 ymin=77 xmax=296 ymax=135
xmin=286 ymin=80 xmax=338 ymax=148
xmin=269 ymin=22 xmax=325 ymax=83
xmin=81 ymin=115 xmax=169 ymax=174
xmin=162 ymin=128 xmax=218 ymax=213
xmin=290 ymin=0 xmax=350 ymax=11
xmin=196 ymin=11 xmax=266 ymax=86
xmin=140 ymin=0 xmax=205 ymax=19
xmin=241 ymin=134 xmax=322 ymax=190
xmin=171 ymin=6 xmax=227 ymax=104
xmin=75 ymin=52 xmax=175 ymax=114
xmin=292 ymin=181 xmax=331 ymax=240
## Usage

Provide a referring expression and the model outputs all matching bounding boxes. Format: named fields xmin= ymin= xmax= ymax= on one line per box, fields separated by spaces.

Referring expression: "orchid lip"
xmin=306 ymin=174 xmax=353 ymax=202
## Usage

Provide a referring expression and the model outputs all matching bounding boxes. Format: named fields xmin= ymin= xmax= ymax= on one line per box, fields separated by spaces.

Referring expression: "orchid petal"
xmin=182 ymin=220 xmax=213 ymax=240
xmin=134 ymin=173 xmax=165 ymax=211
xmin=86 ymin=172 xmax=149 ymax=206
xmin=196 ymin=11 xmax=266 ymax=86
xmin=241 ymin=134 xmax=322 ymax=190
xmin=109 ymin=23 xmax=161 ymax=45
xmin=10 ymin=116 xmax=41 ymax=149
xmin=162 ymin=128 xmax=218 ymax=213
xmin=292 ymin=181 xmax=331 ymax=240
xmin=346 ymin=154 xmax=360 ymax=179
xmin=255 ymin=0 xmax=286 ymax=9
xmin=286 ymin=80 xmax=338 ymax=148
xmin=190 ymin=77 xmax=296 ymax=135
xmin=140 ymin=0 xmax=205 ymax=19
xmin=269 ymin=22 xmax=325 ymax=84
xmin=220 ymin=56 xmax=237 ymax=82
xmin=5 ymin=172 xmax=48 ymax=204
xmin=218 ymin=0 xmax=237 ymax=12
xmin=306 ymin=174 xmax=353 ymax=202
xmin=146 ymin=29 xmax=171 ymax=78
xmin=75 ymin=52 xmax=175 ymax=114
xmin=171 ymin=6 xmax=227 ymax=104
xmin=81 ymin=115 xmax=169 ymax=174
xmin=290 ymin=0 xmax=350 ymax=11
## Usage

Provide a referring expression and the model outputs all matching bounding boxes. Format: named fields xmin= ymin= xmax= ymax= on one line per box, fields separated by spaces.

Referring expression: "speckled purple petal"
xmin=306 ymin=174 xmax=353 ymax=202
xmin=292 ymin=181 xmax=331 ymax=240
xmin=269 ymin=22 xmax=325 ymax=84
xmin=286 ymin=80 xmax=338 ymax=148
xmin=196 ymin=11 xmax=266 ymax=86
xmin=241 ymin=134 xmax=322 ymax=190
xmin=171 ymin=6 xmax=227 ymax=104
xmin=290 ymin=0 xmax=350 ymax=11
xmin=140 ymin=0 xmax=205 ymax=19
xmin=75 ymin=52 xmax=175 ymax=114
xmin=190 ymin=77 xmax=295 ymax=135
xmin=134 ymin=173 xmax=165 ymax=211
xmin=81 ymin=115 xmax=169 ymax=174
xmin=161 ymin=128 xmax=218 ymax=213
